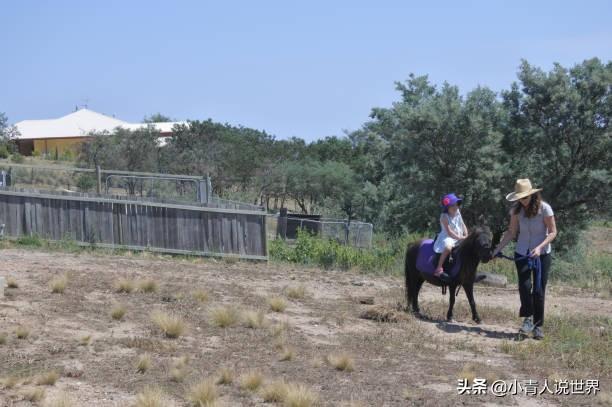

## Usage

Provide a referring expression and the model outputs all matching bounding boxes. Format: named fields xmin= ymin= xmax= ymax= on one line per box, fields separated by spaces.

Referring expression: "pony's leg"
xmin=463 ymin=283 xmax=481 ymax=323
xmin=446 ymin=283 xmax=456 ymax=321
xmin=412 ymin=277 xmax=424 ymax=315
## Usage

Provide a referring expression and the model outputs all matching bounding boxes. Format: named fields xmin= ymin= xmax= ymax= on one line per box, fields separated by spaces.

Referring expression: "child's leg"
xmin=435 ymin=246 xmax=452 ymax=275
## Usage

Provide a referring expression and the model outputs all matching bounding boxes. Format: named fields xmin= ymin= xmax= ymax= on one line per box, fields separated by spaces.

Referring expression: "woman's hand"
xmin=530 ymin=246 xmax=542 ymax=258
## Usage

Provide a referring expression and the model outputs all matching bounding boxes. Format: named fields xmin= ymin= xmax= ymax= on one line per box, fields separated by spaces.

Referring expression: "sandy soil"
xmin=0 ymin=248 xmax=610 ymax=406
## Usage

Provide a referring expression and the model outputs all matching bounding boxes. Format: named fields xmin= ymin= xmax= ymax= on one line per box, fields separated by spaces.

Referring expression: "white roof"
xmin=14 ymin=109 xmax=184 ymax=140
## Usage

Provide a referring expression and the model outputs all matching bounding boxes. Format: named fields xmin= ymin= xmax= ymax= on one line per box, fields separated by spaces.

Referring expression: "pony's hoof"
xmin=473 ymin=317 xmax=482 ymax=324
xmin=446 ymin=317 xmax=455 ymax=323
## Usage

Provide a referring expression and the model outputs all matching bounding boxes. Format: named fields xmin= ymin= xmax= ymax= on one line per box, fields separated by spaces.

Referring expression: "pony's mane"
xmin=457 ymin=226 xmax=484 ymax=251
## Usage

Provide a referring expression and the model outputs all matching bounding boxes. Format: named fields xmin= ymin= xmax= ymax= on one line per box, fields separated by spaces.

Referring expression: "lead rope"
xmin=495 ymin=252 xmax=542 ymax=295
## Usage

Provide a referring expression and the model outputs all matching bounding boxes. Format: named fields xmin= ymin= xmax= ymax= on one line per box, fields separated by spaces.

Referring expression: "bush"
xmin=0 ymin=144 xmax=9 ymax=159
xmin=269 ymin=230 xmax=422 ymax=274
xmin=76 ymin=174 xmax=96 ymax=192
xmin=10 ymin=153 xmax=24 ymax=163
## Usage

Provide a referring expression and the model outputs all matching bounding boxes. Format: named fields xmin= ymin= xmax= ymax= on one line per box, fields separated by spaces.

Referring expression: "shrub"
xmin=136 ymin=354 xmax=152 ymax=373
xmin=326 ymin=353 xmax=354 ymax=372
xmin=260 ymin=379 xmax=289 ymax=403
xmin=6 ymin=277 xmax=18 ymax=289
xmin=187 ymin=379 xmax=218 ymax=406
xmin=76 ymin=174 xmax=96 ymax=192
xmin=239 ymin=371 xmax=264 ymax=391
xmin=209 ymin=306 xmax=240 ymax=328
xmin=0 ymin=144 xmax=9 ymax=159
xmin=138 ymin=278 xmax=158 ymax=293
xmin=151 ymin=311 xmax=186 ymax=338
xmin=16 ymin=234 xmax=43 ymax=247
xmin=192 ymin=289 xmax=209 ymax=303
xmin=283 ymin=383 xmax=319 ymax=407
xmin=22 ymin=387 xmax=45 ymax=402
xmin=135 ymin=387 xmax=168 ymax=407
xmin=242 ymin=310 xmax=265 ymax=328
xmin=114 ymin=278 xmax=135 ymax=293
xmin=50 ymin=275 xmax=68 ymax=294
xmin=11 ymin=153 xmax=24 ymax=163
xmin=215 ymin=367 xmax=234 ymax=385
xmin=285 ymin=285 xmax=307 ymax=300
xmin=15 ymin=326 xmax=30 ymax=339
xmin=36 ymin=370 xmax=59 ymax=385
xmin=268 ymin=297 xmax=287 ymax=313
xmin=111 ymin=303 xmax=127 ymax=320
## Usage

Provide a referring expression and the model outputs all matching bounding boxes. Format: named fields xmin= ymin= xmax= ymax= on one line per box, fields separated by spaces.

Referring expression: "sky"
xmin=1 ymin=1 xmax=611 ymax=141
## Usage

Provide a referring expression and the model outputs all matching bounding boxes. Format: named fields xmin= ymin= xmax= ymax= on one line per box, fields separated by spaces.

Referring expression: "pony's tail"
xmin=404 ymin=245 xmax=412 ymax=307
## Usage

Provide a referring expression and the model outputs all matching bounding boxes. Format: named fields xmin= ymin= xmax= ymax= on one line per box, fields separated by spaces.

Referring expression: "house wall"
xmin=32 ymin=137 xmax=89 ymax=157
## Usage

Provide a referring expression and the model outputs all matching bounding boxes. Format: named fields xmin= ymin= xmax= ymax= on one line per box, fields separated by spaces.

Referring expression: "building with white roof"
xmin=13 ymin=108 xmax=184 ymax=156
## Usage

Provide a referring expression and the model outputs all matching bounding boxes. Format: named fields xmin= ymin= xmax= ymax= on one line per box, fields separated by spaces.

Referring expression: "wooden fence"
xmin=0 ymin=188 xmax=267 ymax=260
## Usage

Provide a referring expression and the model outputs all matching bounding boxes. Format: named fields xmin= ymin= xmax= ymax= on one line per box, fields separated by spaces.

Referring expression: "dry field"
xmin=0 ymin=247 xmax=610 ymax=406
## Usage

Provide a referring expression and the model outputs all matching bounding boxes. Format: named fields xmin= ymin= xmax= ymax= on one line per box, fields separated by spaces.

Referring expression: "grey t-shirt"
xmin=516 ymin=201 xmax=554 ymax=255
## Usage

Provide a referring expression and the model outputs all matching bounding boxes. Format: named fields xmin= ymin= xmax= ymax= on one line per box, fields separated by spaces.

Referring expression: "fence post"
xmin=278 ymin=207 xmax=288 ymax=240
xmin=96 ymin=165 xmax=102 ymax=194
xmin=206 ymin=174 xmax=212 ymax=203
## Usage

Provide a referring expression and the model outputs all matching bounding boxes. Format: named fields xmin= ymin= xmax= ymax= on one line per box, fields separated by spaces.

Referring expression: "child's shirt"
xmin=433 ymin=210 xmax=465 ymax=253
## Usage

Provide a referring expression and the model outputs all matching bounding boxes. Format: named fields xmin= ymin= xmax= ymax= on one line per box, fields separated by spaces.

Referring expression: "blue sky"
xmin=1 ymin=1 xmax=610 ymax=141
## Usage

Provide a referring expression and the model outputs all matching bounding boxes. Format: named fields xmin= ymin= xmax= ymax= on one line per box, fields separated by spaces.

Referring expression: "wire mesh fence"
xmin=268 ymin=214 xmax=373 ymax=248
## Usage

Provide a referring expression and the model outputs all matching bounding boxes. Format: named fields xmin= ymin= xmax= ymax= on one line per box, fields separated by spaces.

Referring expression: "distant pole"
xmin=96 ymin=165 xmax=101 ymax=194
xmin=278 ymin=207 xmax=288 ymax=240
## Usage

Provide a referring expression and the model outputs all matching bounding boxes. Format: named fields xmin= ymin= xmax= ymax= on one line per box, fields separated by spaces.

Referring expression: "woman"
xmin=492 ymin=179 xmax=557 ymax=340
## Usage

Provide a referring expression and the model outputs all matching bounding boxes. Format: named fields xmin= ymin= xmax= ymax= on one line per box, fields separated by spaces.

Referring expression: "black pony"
xmin=404 ymin=227 xmax=493 ymax=323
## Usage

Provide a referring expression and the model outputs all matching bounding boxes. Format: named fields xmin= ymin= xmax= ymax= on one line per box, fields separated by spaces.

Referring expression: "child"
xmin=433 ymin=193 xmax=468 ymax=282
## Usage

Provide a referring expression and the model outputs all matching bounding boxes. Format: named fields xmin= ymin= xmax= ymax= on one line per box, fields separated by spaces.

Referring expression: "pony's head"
xmin=468 ymin=226 xmax=493 ymax=263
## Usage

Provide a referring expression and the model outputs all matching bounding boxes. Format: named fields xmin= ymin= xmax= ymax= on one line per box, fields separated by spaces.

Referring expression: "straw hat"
xmin=505 ymin=179 xmax=542 ymax=202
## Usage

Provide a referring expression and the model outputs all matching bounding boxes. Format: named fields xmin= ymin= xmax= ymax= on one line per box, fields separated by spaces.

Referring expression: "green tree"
xmin=501 ymin=58 xmax=612 ymax=249
xmin=143 ymin=113 xmax=173 ymax=123
xmin=355 ymin=75 xmax=506 ymax=236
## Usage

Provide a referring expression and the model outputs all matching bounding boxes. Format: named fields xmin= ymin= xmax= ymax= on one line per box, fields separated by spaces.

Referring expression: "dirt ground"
xmin=0 ymin=248 xmax=610 ymax=406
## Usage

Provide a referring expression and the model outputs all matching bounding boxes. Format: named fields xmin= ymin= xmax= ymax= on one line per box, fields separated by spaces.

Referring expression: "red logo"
xmin=442 ymin=197 xmax=451 ymax=206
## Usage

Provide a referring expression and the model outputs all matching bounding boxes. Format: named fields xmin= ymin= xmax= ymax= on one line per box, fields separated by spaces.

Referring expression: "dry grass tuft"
xmin=279 ymin=346 xmax=295 ymax=361
xmin=359 ymin=305 xmax=401 ymax=323
xmin=138 ymin=278 xmax=158 ymax=293
xmin=151 ymin=311 xmax=186 ymax=338
xmin=242 ymin=309 xmax=265 ymax=329
xmin=270 ymin=321 xmax=290 ymax=338
xmin=239 ymin=371 xmax=264 ymax=392
xmin=268 ymin=296 xmax=288 ymax=313
xmin=170 ymin=356 xmax=189 ymax=382
xmin=458 ymin=363 xmax=477 ymax=384
xmin=50 ymin=275 xmax=68 ymax=294
xmin=7 ymin=277 xmax=19 ymax=288
xmin=192 ymin=289 xmax=209 ymax=303
xmin=285 ymin=285 xmax=307 ymax=300
xmin=0 ymin=332 xmax=7 ymax=345
xmin=111 ymin=303 xmax=127 ymax=320
xmin=260 ymin=379 xmax=289 ymax=402
xmin=209 ymin=306 xmax=240 ymax=328
xmin=134 ymin=387 xmax=169 ymax=407
xmin=215 ymin=366 xmax=234 ymax=385
xmin=45 ymin=391 xmax=75 ymax=407
xmin=22 ymin=387 xmax=45 ymax=402
xmin=36 ymin=370 xmax=59 ymax=385
xmin=284 ymin=383 xmax=319 ymax=407
xmin=136 ymin=353 xmax=152 ymax=374
xmin=187 ymin=378 xmax=218 ymax=406
xmin=326 ymin=353 xmax=354 ymax=372
xmin=79 ymin=334 xmax=92 ymax=346
xmin=16 ymin=326 xmax=30 ymax=339
xmin=114 ymin=278 xmax=135 ymax=293
xmin=1 ymin=375 xmax=19 ymax=389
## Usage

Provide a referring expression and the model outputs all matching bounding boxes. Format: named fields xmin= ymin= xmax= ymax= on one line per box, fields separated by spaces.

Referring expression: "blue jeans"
xmin=515 ymin=252 xmax=551 ymax=327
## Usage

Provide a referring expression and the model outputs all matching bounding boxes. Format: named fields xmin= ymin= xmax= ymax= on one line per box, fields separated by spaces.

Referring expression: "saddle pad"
xmin=416 ymin=239 xmax=462 ymax=280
